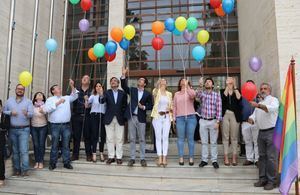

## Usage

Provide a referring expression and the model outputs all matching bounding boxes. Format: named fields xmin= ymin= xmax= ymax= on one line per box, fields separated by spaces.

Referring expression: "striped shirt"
xmin=196 ymin=90 xmax=222 ymax=121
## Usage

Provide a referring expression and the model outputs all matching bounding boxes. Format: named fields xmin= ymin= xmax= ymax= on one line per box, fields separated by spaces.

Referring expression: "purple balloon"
xmin=249 ymin=57 xmax=262 ymax=72
xmin=183 ymin=29 xmax=194 ymax=42
xmin=79 ymin=19 xmax=89 ymax=32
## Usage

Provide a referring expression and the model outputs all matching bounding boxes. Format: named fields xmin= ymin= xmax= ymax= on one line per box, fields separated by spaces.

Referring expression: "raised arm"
xmin=120 ymin=66 xmax=130 ymax=94
xmin=68 ymin=79 xmax=79 ymax=102
xmin=216 ymin=92 xmax=222 ymax=122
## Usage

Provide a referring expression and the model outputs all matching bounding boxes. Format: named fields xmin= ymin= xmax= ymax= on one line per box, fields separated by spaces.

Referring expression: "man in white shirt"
xmin=44 ymin=80 xmax=78 ymax=170
xmin=248 ymin=83 xmax=279 ymax=191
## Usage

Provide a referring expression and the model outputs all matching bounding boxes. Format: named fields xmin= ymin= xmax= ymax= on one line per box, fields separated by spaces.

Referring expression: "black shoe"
xmin=49 ymin=164 xmax=56 ymax=171
xmin=179 ymin=161 xmax=184 ymax=166
xmin=12 ymin=170 xmax=21 ymax=177
xmin=71 ymin=155 xmax=79 ymax=161
xmin=189 ymin=160 xmax=194 ymax=166
xmin=141 ymin=159 xmax=147 ymax=167
xmin=116 ymin=159 xmax=123 ymax=165
xmin=212 ymin=162 xmax=219 ymax=169
xmin=243 ymin=160 xmax=254 ymax=166
xmin=255 ymin=161 xmax=259 ymax=168
xmin=86 ymin=155 xmax=92 ymax=162
xmin=127 ymin=159 xmax=135 ymax=167
xmin=106 ymin=158 xmax=115 ymax=165
xmin=199 ymin=161 xmax=208 ymax=168
xmin=264 ymin=183 xmax=275 ymax=190
xmin=63 ymin=163 xmax=73 ymax=169
xmin=145 ymin=149 xmax=156 ymax=153
xmin=254 ymin=180 xmax=267 ymax=187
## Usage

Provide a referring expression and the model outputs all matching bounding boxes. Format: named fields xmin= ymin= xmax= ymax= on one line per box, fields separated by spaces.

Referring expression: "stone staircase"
xmin=0 ymin=140 xmax=292 ymax=195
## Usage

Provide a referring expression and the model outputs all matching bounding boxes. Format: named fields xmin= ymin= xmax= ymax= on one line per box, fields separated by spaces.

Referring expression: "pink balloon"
xmin=79 ymin=19 xmax=89 ymax=32
xmin=249 ymin=57 xmax=262 ymax=72
xmin=183 ymin=29 xmax=194 ymax=42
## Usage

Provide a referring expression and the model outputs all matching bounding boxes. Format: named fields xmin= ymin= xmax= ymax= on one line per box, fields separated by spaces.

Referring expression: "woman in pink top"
xmin=173 ymin=78 xmax=197 ymax=166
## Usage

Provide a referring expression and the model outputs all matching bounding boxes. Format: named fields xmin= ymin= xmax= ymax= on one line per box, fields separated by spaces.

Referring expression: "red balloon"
xmin=241 ymin=82 xmax=258 ymax=101
xmin=81 ymin=0 xmax=92 ymax=11
xmin=105 ymin=52 xmax=116 ymax=62
xmin=152 ymin=37 xmax=164 ymax=51
xmin=210 ymin=0 xmax=222 ymax=9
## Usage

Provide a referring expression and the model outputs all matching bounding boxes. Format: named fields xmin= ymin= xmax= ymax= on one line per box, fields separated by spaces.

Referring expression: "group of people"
xmin=0 ymin=67 xmax=279 ymax=191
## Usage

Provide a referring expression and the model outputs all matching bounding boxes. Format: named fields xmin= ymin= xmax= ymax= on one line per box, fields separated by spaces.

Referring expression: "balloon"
xmin=210 ymin=0 xmax=222 ymax=8
xmin=93 ymin=43 xmax=105 ymax=58
xmin=192 ymin=46 xmax=206 ymax=62
xmin=81 ymin=0 xmax=92 ymax=11
xmin=45 ymin=38 xmax=57 ymax=52
xmin=110 ymin=27 xmax=123 ymax=42
xmin=215 ymin=4 xmax=226 ymax=17
xmin=123 ymin=25 xmax=136 ymax=40
xmin=105 ymin=52 xmax=116 ymax=62
xmin=79 ymin=19 xmax=89 ymax=32
xmin=183 ymin=29 xmax=194 ymax=42
xmin=222 ymin=0 xmax=235 ymax=14
xmin=173 ymin=28 xmax=182 ymax=36
xmin=249 ymin=57 xmax=262 ymax=72
xmin=69 ymin=0 xmax=80 ymax=5
xmin=152 ymin=21 xmax=165 ymax=35
xmin=152 ymin=37 xmax=164 ymax=51
xmin=88 ymin=48 xmax=97 ymax=62
xmin=175 ymin=16 xmax=187 ymax=32
xmin=187 ymin=17 xmax=198 ymax=31
xmin=105 ymin=41 xmax=117 ymax=55
xmin=241 ymin=82 xmax=258 ymax=101
xmin=165 ymin=18 xmax=175 ymax=32
xmin=197 ymin=30 xmax=210 ymax=45
xmin=19 ymin=71 xmax=32 ymax=87
xmin=119 ymin=38 xmax=130 ymax=50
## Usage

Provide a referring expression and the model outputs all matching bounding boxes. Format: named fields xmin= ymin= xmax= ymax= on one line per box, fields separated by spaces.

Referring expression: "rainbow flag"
xmin=273 ymin=64 xmax=298 ymax=195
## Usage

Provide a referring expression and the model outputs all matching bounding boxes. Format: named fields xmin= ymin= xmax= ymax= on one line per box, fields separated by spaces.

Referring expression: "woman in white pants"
xmin=151 ymin=79 xmax=173 ymax=167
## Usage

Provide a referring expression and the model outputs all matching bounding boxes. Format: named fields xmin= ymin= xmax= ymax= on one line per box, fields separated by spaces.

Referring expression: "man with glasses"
xmin=4 ymin=84 xmax=33 ymax=177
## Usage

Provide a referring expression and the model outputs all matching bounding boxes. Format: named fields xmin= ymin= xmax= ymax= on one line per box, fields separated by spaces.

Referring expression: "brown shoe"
xmin=100 ymin=153 xmax=105 ymax=162
xmin=264 ymin=183 xmax=275 ymax=190
xmin=106 ymin=158 xmax=115 ymax=165
xmin=116 ymin=159 xmax=123 ymax=165
xmin=232 ymin=154 xmax=238 ymax=166
xmin=86 ymin=155 xmax=92 ymax=162
xmin=71 ymin=155 xmax=79 ymax=161
xmin=22 ymin=171 xmax=29 ymax=177
xmin=12 ymin=171 xmax=21 ymax=177
xmin=243 ymin=160 xmax=254 ymax=166
xmin=254 ymin=180 xmax=267 ymax=187
xmin=224 ymin=155 xmax=230 ymax=166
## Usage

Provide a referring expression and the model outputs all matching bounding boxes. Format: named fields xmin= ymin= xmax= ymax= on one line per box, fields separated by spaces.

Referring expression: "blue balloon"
xmin=165 ymin=18 xmax=175 ymax=32
xmin=45 ymin=38 xmax=57 ymax=52
xmin=173 ymin=28 xmax=182 ymax=36
xmin=192 ymin=46 xmax=206 ymax=62
xmin=105 ymin=41 xmax=117 ymax=55
xmin=119 ymin=38 xmax=130 ymax=50
xmin=222 ymin=0 xmax=235 ymax=14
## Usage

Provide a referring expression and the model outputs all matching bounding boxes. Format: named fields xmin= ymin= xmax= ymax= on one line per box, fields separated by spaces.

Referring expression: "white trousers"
xmin=241 ymin=122 xmax=259 ymax=162
xmin=105 ymin=117 xmax=124 ymax=159
xmin=152 ymin=115 xmax=171 ymax=156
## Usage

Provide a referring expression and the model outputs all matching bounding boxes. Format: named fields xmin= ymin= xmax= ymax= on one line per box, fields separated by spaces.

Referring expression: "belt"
xmin=11 ymin=125 xmax=30 ymax=129
xmin=260 ymin=127 xmax=274 ymax=131
xmin=51 ymin=122 xmax=70 ymax=125
xmin=159 ymin=111 xmax=169 ymax=116
xmin=200 ymin=117 xmax=216 ymax=121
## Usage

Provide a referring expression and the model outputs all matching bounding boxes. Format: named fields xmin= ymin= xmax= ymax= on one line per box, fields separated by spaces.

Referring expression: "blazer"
xmin=99 ymin=89 xmax=127 ymax=126
xmin=151 ymin=88 xmax=173 ymax=121
xmin=121 ymin=77 xmax=153 ymax=123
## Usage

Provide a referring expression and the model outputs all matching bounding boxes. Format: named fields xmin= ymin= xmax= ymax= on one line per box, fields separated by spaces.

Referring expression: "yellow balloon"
xmin=19 ymin=71 xmax=32 ymax=87
xmin=175 ymin=16 xmax=187 ymax=32
xmin=123 ymin=25 xmax=136 ymax=40
xmin=197 ymin=30 xmax=210 ymax=45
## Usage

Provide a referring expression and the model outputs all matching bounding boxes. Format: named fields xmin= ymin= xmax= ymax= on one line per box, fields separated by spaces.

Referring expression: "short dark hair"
xmin=110 ymin=77 xmax=119 ymax=84
xmin=16 ymin=84 xmax=25 ymax=89
xmin=50 ymin=84 xmax=58 ymax=96
xmin=246 ymin=80 xmax=255 ymax=84
xmin=32 ymin=92 xmax=46 ymax=104
xmin=204 ymin=77 xmax=214 ymax=86
xmin=139 ymin=77 xmax=148 ymax=86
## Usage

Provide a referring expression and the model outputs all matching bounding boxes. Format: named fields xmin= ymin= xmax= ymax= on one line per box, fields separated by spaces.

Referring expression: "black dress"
xmin=0 ymin=113 xmax=10 ymax=180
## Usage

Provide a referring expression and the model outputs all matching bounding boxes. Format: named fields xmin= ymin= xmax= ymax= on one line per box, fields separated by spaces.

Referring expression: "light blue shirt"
xmin=44 ymin=92 xmax=78 ymax=123
xmin=88 ymin=94 xmax=106 ymax=114
xmin=134 ymin=89 xmax=144 ymax=114
xmin=4 ymin=96 xmax=34 ymax=127
xmin=112 ymin=89 xmax=118 ymax=104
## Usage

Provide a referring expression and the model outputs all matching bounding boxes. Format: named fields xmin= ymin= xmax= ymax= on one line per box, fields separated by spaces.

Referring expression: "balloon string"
xmin=158 ymin=50 xmax=161 ymax=79
xmin=225 ymin=15 xmax=229 ymax=78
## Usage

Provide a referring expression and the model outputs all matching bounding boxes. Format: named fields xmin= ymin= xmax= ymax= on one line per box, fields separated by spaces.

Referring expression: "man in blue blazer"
xmin=99 ymin=77 xmax=127 ymax=165
xmin=121 ymin=66 xmax=153 ymax=167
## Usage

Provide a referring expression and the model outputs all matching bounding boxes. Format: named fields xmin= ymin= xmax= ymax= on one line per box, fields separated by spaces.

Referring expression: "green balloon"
xmin=93 ymin=43 xmax=105 ymax=58
xmin=187 ymin=17 xmax=198 ymax=31
xmin=69 ymin=0 xmax=80 ymax=5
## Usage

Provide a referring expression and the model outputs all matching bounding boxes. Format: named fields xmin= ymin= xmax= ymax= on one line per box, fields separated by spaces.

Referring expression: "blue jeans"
xmin=9 ymin=127 xmax=30 ymax=172
xmin=31 ymin=126 xmax=48 ymax=163
xmin=176 ymin=115 xmax=197 ymax=158
xmin=50 ymin=123 xmax=71 ymax=165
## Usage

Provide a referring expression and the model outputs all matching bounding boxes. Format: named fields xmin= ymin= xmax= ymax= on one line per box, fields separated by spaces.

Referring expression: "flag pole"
xmin=290 ymin=56 xmax=299 ymax=195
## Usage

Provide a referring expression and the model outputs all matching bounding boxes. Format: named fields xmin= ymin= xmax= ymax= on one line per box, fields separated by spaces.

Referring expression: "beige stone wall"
xmin=0 ymin=0 xmax=64 ymax=100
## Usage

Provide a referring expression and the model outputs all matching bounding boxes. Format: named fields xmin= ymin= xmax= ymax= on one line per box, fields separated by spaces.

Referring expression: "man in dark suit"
xmin=99 ymin=77 xmax=127 ymax=165
xmin=121 ymin=67 xmax=153 ymax=167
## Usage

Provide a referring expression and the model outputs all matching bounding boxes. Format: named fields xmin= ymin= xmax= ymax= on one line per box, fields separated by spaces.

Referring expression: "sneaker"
xmin=141 ymin=159 xmax=147 ymax=167
xmin=199 ymin=161 xmax=208 ymax=168
xmin=254 ymin=180 xmax=267 ymax=187
xmin=243 ymin=160 xmax=254 ymax=166
xmin=127 ymin=159 xmax=135 ymax=167
xmin=264 ymin=183 xmax=275 ymax=190
xmin=49 ymin=164 xmax=57 ymax=171
xmin=212 ymin=162 xmax=219 ymax=169
xmin=63 ymin=164 xmax=73 ymax=170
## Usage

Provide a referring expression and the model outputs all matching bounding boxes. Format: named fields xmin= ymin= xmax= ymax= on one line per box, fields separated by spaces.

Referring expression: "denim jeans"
xmin=31 ymin=126 xmax=48 ymax=163
xmin=176 ymin=114 xmax=197 ymax=158
xmin=9 ymin=127 xmax=30 ymax=172
xmin=50 ymin=123 xmax=71 ymax=165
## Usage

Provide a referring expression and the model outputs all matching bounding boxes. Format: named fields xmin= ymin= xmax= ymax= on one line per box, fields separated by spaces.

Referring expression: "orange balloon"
xmin=152 ymin=21 xmax=165 ymax=35
xmin=215 ymin=4 xmax=226 ymax=17
xmin=88 ymin=48 xmax=97 ymax=62
xmin=110 ymin=27 xmax=123 ymax=42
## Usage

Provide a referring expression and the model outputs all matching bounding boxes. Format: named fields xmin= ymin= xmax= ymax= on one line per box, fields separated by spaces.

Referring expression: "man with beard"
xmin=196 ymin=78 xmax=222 ymax=169
xmin=248 ymin=83 xmax=279 ymax=191
xmin=4 ymin=84 xmax=33 ymax=177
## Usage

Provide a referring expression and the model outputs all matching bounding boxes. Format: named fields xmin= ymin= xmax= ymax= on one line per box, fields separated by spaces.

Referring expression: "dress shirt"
xmin=112 ymin=89 xmax=118 ymax=104
xmin=133 ymin=88 xmax=144 ymax=114
xmin=88 ymin=94 xmax=106 ymax=114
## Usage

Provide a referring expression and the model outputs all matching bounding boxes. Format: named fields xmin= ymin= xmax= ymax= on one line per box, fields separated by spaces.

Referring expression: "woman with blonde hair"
xmin=151 ymin=79 xmax=173 ymax=167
